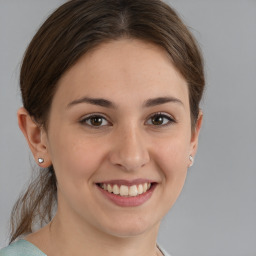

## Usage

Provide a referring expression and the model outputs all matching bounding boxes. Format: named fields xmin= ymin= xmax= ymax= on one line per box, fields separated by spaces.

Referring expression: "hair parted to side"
xmin=10 ymin=0 xmax=205 ymax=243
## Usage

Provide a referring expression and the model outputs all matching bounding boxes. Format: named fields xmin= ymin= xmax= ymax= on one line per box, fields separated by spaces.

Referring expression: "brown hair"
xmin=10 ymin=0 xmax=205 ymax=243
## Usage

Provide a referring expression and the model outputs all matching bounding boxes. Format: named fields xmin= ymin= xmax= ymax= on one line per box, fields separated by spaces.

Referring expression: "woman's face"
xmin=42 ymin=39 xmax=201 ymax=237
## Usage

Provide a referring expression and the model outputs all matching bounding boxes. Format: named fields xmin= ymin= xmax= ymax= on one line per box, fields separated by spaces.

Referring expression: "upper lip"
xmin=96 ymin=178 xmax=156 ymax=186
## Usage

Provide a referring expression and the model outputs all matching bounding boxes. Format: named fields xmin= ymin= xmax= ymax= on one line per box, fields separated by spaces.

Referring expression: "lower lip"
xmin=96 ymin=184 xmax=156 ymax=207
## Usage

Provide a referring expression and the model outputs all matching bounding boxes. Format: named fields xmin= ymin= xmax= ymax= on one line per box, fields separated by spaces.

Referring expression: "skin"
xmin=18 ymin=38 xmax=202 ymax=256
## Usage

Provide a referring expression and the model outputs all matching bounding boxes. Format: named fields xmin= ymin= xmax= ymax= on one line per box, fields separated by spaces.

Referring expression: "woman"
xmin=0 ymin=0 xmax=204 ymax=255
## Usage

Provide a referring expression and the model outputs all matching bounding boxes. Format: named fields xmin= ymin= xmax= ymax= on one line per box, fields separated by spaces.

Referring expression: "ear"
xmin=189 ymin=110 xmax=203 ymax=164
xmin=17 ymin=107 xmax=52 ymax=167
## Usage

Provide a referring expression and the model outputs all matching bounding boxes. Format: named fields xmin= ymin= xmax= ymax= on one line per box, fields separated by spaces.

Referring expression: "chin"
xmin=100 ymin=215 xmax=160 ymax=238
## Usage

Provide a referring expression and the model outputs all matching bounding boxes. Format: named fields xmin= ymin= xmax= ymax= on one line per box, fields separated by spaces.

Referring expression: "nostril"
xmin=109 ymin=152 xmax=150 ymax=172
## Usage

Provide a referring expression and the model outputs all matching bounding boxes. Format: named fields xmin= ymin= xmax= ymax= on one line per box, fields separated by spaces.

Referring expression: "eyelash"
xmin=79 ymin=113 xmax=110 ymax=128
xmin=146 ymin=112 xmax=176 ymax=127
xmin=79 ymin=112 xmax=176 ymax=128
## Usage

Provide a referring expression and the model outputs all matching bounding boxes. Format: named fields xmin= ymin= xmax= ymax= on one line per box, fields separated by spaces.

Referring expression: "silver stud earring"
xmin=38 ymin=158 xmax=44 ymax=164
xmin=189 ymin=155 xmax=194 ymax=167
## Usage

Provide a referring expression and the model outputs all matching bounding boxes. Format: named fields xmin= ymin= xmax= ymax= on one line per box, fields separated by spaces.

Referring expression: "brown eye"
xmin=146 ymin=113 xmax=174 ymax=126
xmin=151 ymin=115 xmax=164 ymax=125
xmin=90 ymin=116 xmax=103 ymax=126
xmin=80 ymin=115 xmax=109 ymax=127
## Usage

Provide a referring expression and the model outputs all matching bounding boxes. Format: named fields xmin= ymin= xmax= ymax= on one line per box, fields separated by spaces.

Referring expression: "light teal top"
xmin=0 ymin=240 xmax=171 ymax=256
xmin=0 ymin=240 xmax=46 ymax=256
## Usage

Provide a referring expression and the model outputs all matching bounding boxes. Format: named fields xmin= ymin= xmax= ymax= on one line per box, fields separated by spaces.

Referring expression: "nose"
xmin=109 ymin=125 xmax=150 ymax=172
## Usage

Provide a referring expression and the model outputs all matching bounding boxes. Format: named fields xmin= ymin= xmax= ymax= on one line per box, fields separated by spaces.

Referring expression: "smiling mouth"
xmin=96 ymin=182 xmax=154 ymax=197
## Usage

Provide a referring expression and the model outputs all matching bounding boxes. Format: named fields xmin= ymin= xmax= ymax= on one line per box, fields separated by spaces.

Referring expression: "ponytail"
xmin=9 ymin=166 xmax=57 ymax=243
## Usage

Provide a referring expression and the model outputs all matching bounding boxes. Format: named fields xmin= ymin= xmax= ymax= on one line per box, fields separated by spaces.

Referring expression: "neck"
xmin=46 ymin=211 xmax=161 ymax=256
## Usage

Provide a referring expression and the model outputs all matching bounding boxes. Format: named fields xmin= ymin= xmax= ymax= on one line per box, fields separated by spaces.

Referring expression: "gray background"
xmin=0 ymin=1 xmax=255 ymax=255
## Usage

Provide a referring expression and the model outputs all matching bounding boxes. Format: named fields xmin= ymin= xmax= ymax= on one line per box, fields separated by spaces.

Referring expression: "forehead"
xmin=53 ymin=38 xmax=189 ymax=108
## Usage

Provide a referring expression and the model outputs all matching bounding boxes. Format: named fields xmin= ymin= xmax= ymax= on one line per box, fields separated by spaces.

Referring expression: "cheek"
xmin=153 ymin=133 xmax=190 ymax=199
xmin=156 ymin=134 xmax=190 ymax=172
xmin=48 ymin=131 xmax=107 ymax=186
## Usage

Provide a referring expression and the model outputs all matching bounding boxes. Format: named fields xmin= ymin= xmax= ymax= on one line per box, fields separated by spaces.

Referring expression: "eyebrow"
xmin=143 ymin=96 xmax=184 ymax=108
xmin=67 ymin=97 xmax=116 ymax=109
xmin=67 ymin=96 xmax=183 ymax=109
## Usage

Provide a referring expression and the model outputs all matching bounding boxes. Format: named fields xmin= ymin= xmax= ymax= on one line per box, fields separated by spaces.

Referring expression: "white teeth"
xmin=120 ymin=185 xmax=129 ymax=196
xmin=143 ymin=183 xmax=147 ymax=193
xmin=129 ymin=185 xmax=138 ymax=197
xmin=113 ymin=184 xmax=119 ymax=195
xmin=107 ymin=184 xmax=113 ymax=193
xmin=138 ymin=184 xmax=143 ymax=195
xmin=100 ymin=182 xmax=152 ymax=197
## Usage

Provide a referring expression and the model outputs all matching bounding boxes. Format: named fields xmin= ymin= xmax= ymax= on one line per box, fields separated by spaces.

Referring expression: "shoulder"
xmin=0 ymin=240 xmax=47 ymax=256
